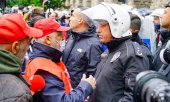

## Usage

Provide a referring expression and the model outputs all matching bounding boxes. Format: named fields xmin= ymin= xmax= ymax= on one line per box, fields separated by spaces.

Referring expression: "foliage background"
xmin=6 ymin=0 xmax=66 ymax=9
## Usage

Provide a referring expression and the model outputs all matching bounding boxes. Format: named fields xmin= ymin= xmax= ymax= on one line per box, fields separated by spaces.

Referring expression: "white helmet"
xmin=82 ymin=2 xmax=131 ymax=38
xmin=150 ymin=8 xmax=164 ymax=17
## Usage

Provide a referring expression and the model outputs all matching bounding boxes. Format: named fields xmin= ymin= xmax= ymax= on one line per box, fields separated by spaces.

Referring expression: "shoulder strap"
xmin=132 ymin=42 xmax=143 ymax=57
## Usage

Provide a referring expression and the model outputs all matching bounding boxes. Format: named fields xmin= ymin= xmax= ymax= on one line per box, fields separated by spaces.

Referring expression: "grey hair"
xmin=80 ymin=13 xmax=94 ymax=27
xmin=74 ymin=7 xmax=94 ymax=27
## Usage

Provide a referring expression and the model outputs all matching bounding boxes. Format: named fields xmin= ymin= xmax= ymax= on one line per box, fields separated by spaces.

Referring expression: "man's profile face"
xmin=15 ymin=37 xmax=30 ymax=62
xmin=153 ymin=16 xmax=160 ymax=24
xmin=96 ymin=20 xmax=113 ymax=44
xmin=49 ymin=12 xmax=57 ymax=19
xmin=160 ymin=7 xmax=170 ymax=29
xmin=48 ymin=31 xmax=63 ymax=50
xmin=69 ymin=11 xmax=82 ymax=30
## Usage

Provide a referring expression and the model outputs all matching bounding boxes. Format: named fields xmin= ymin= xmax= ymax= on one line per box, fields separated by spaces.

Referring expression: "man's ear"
xmin=44 ymin=35 xmax=51 ymax=45
xmin=134 ymin=29 xmax=139 ymax=33
xmin=130 ymin=28 xmax=139 ymax=33
xmin=79 ymin=18 xmax=84 ymax=24
xmin=11 ymin=41 xmax=20 ymax=54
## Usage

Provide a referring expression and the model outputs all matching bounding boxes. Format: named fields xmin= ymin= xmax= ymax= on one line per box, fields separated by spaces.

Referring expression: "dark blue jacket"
xmin=29 ymin=42 xmax=93 ymax=102
xmin=89 ymin=38 xmax=150 ymax=102
xmin=131 ymin=33 xmax=153 ymax=69
xmin=152 ymin=31 xmax=170 ymax=79
xmin=62 ymin=26 xmax=102 ymax=88
xmin=152 ymin=30 xmax=170 ymax=71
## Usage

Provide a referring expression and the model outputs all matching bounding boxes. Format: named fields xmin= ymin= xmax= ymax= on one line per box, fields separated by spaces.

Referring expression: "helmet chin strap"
xmin=121 ymin=30 xmax=132 ymax=38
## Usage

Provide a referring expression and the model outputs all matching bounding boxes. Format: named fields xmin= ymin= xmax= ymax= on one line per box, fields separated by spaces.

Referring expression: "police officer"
xmin=82 ymin=2 xmax=150 ymax=102
xmin=130 ymin=13 xmax=153 ymax=70
xmin=156 ymin=1 xmax=170 ymax=82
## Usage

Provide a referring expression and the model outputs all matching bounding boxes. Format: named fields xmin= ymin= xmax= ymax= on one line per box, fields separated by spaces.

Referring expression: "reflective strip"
xmin=160 ymin=49 xmax=168 ymax=64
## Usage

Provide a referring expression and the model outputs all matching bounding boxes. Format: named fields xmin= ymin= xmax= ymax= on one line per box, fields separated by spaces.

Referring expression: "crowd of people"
xmin=1 ymin=1 xmax=170 ymax=102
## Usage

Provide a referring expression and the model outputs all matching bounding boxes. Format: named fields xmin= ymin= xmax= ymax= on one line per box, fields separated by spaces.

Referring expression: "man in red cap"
xmin=0 ymin=13 xmax=43 ymax=101
xmin=24 ymin=18 xmax=96 ymax=102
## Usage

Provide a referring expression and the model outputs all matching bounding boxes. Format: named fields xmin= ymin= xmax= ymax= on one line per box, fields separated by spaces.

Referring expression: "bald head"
xmin=74 ymin=10 xmax=94 ymax=27
xmin=69 ymin=10 xmax=94 ymax=32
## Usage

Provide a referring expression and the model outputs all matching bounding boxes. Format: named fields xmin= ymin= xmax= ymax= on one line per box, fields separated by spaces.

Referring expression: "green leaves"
xmin=46 ymin=0 xmax=66 ymax=8
xmin=6 ymin=0 xmax=66 ymax=9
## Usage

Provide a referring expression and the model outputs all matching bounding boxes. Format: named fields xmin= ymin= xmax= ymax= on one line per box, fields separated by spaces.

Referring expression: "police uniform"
xmin=90 ymin=39 xmax=150 ymax=102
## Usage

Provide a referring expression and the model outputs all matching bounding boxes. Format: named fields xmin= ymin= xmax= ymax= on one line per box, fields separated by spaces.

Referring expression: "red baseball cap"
xmin=0 ymin=14 xmax=43 ymax=44
xmin=34 ymin=18 xmax=70 ymax=37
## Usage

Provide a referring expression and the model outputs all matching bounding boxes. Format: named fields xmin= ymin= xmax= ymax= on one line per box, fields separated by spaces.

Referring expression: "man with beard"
xmin=0 ymin=13 xmax=43 ymax=101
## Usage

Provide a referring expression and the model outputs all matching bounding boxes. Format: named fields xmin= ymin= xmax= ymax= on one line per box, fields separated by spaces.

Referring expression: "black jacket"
xmin=89 ymin=38 xmax=150 ymax=102
xmin=131 ymin=33 xmax=153 ymax=69
xmin=158 ymin=31 xmax=170 ymax=65
xmin=153 ymin=31 xmax=170 ymax=71
xmin=62 ymin=26 xmax=102 ymax=88
xmin=153 ymin=31 xmax=170 ymax=82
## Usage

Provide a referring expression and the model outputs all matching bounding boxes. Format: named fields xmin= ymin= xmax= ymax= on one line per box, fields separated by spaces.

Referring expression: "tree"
xmin=44 ymin=0 xmax=66 ymax=9
xmin=6 ymin=0 xmax=66 ymax=9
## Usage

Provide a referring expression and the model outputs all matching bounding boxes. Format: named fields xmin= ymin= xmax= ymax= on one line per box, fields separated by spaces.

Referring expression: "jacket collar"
xmin=160 ymin=31 xmax=170 ymax=45
xmin=0 ymin=50 xmax=21 ymax=73
xmin=107 ymin=36 xmax=131 ymax=52
xmin=69 ymin=26 xmax=97 ymax=40
xmin=29 ymin=42 xmax=62 ymax=63
xmin=131 ymin=32 xmax=143 ymax=45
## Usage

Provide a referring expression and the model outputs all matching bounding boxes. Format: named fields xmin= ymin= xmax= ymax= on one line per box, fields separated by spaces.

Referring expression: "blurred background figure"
xmin=49 ymin=11 xmax=59 ymax=22
xmin=24 ymin=7 xmax=44 ymax=26
xmin=152 ymin=1 xmax=170 ymax=82
xmin=150 ymin=8 xmax=164 ymax=48
xmin=18 ymin=4 xmax=24 ymax=15
xmin=11 ymin=5 xmax=18 ymax=13
xmin=129 ymin=13 xmax=153 ymax=70
xmin=60 ymin=10 xmax=70 ymax=27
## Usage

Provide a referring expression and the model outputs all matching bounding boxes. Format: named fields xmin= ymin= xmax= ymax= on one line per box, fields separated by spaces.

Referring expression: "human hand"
xmin=81 ymin=74 xmax=96 ymax=89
